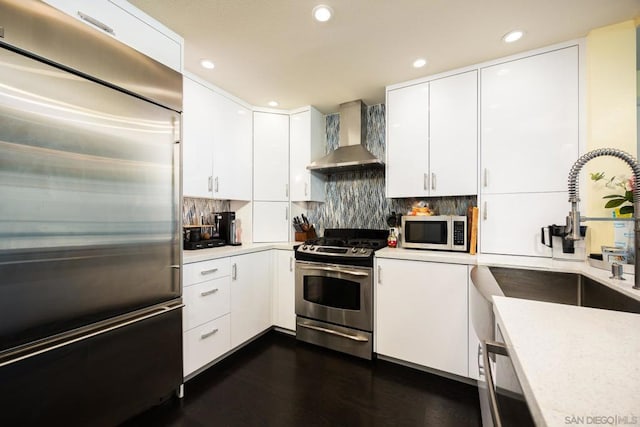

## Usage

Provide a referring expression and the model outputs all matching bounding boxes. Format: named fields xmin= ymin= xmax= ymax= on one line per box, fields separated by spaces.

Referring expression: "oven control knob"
xmin=302 ymin=245 xmax=308 ymax=250
xmin=309 ymin=245 xmax=315 ymax=250
xmin=360 ymin=248 xmax=367 ymax=254
xmin=351 ymin=247 xmax=358 ymax=253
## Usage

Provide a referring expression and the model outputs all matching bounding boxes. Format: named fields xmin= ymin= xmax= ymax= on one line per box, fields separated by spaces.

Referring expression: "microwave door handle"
xmin=298 ymin=265 xmax=369 ymax=277
xmin=483 ymin=340 xmax=509 ymax=427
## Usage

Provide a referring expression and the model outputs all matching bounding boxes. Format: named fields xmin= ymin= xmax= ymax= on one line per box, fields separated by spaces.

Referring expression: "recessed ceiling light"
xmin=413 ymin=58 xmax=427 ymax=68
xmin=268 ymin=101 xmax=279 ymax=107
xmin=502 ymin=30 xmax=524 ymax=43
xmin=200 ymin=59 xmax=215 ymax=69
xmin=312 ymin=5 xmax=333 ymax=22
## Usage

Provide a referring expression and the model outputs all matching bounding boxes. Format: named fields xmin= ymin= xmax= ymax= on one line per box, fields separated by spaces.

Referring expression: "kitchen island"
xmin=493 ymin=296 xmax=640 ymax=426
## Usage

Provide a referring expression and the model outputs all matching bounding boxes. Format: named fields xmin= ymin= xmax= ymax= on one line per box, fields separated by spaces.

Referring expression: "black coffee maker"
xmin=541 ymin=224 xmax=587 ymax=261
xmin=219 ymin=211 xmax=241 ymax=246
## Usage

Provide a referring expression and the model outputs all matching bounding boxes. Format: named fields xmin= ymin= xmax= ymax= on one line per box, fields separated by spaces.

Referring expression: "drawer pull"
xmin=200 ymin=328 xmax=219 ymax=340
xmin=200 ymin=288 xmax=219 ymax=297
xmin=200 ymin=268 xmax=218 ymax=275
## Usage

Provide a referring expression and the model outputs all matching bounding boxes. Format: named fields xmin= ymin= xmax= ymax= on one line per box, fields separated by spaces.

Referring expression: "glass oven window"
xmin=303 ymin=276 xmax=361 ymax=310
xmin=406 ymin=221 xmax=448 ymax=244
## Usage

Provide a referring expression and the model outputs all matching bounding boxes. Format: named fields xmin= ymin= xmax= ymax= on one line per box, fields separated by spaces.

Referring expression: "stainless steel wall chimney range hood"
xmin=307 ymin=100 xmax=384 ymax=174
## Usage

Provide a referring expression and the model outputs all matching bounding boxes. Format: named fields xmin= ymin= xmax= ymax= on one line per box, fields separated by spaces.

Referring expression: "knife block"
xmin=295 ymin=227 xmax=317 ymax=242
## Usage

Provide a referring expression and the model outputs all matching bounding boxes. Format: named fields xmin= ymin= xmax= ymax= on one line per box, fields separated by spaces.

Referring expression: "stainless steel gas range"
xmin=294 ymin=229 xmax=388 ymax=359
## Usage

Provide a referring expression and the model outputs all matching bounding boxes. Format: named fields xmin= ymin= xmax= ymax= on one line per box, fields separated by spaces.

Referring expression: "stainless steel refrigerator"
xmin=0 ymin=1 xmax=183 ymax=425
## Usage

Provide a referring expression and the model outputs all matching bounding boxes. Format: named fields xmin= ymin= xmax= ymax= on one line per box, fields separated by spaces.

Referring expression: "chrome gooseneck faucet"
xmin=566 ymin=148 xmax=640 ymax=290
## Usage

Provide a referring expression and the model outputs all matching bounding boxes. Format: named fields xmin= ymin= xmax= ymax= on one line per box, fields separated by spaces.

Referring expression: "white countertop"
xmin=493 ymin=296 xmax=640 ymax=427
xmin=379 ymin=248 xmax=640 ymax=303
xmin=182 ymin=241 xmax=299 ymax=264
xmin=376 ymin=247 xmax=477 ymax=265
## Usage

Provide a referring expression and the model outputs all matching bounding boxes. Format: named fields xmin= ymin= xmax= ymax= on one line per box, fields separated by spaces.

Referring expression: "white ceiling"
xmin=129 ymin=0 xmax=640 ymax=113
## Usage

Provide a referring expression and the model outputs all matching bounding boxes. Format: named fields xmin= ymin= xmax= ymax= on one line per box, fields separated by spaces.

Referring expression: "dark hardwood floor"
xmin=122 ymin=331 xmax=481 ymax=427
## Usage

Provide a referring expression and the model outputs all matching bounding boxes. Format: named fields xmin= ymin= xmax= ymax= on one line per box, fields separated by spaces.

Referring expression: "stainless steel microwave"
xmin=401 ymin=215 xmax=468 ymax=251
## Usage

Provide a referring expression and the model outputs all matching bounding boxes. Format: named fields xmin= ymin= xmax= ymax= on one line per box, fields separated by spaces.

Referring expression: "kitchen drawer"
xmin=183 ymin=258 xmax=230 ymax=287
xmin=183 ymin=314 xmax=231 ymax=377
xmin=183 ymin=276 xmax=230 ymax=331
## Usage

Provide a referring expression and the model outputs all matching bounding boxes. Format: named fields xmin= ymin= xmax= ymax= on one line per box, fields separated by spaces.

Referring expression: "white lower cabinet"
xmin=273 ymin=249 xmax=296 ymax=330
xmin=183 ymin=314 xmax=231 ymax=377
xmin=182 ymin=258 xmax=232 ymax=377
xmin=375 ymin=258 xmax=469 ymax=377
xmin=182 ymin=277 xmax=231 ymax=332
xmin=230 ymin=251 xmax=273 ymax=347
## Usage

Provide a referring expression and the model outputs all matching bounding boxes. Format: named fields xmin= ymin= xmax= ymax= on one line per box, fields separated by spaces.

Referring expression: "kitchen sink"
xmin=488 ymin=267 xmax=640 ymax=314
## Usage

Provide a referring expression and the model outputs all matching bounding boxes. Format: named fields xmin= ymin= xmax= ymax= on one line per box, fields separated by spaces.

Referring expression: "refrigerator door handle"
xmin=0 ymin=302 xmax=184 ymax=369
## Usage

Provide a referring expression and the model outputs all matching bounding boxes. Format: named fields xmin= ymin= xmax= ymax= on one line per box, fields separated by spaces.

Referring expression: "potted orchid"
xmin=590 ymin=172 xmax=635 ymax=215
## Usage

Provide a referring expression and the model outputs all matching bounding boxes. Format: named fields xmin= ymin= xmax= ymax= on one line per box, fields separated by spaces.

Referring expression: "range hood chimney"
xmin=307 ymin=100 xmax=384 ymax=174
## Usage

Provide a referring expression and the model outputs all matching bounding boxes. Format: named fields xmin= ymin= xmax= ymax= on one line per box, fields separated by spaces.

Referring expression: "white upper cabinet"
xmin=429 ymin=71 xmax=478 ymax=196
xmin=253 ymin=201 xmax=290 ymax=243
xmin=480 ymin=46 xmax=579 ymax=194
xmin=253 ymin=112 xmax=290 ymax=202
xmin=182 ymin=75 xmax=253 ymax=200
xmin=42 ymin=0 xmax=182 ymax=72
xmin=386 ymin=82 xmax=430 ymax=198
xmin=212 ymin=95 xmax=252 ymax=201
xmin=289 ymin=108 xmax=325 ymax=202
xmin=182 ymin=76 xmax=215 ymax=199
xmin=478 ymin=44 xmax=581 ymax=257
xmin=386 ymin=71 xmax=478 ymax=198
xmin=480 ymin=192 xmax=569 ymax=256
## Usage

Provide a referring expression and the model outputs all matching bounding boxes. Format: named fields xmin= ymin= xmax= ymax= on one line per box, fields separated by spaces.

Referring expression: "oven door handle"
xmin=297 ymin=322 xmax=369 ymax=342
xmin=298 ymin=265 xmax=370 ymax=277
xmin=483 ymin=340 xmax=509 ymax=427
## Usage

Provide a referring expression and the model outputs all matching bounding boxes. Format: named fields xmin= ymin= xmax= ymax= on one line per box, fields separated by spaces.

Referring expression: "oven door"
xmin=295 ymin=261 xmax=372 ymax=332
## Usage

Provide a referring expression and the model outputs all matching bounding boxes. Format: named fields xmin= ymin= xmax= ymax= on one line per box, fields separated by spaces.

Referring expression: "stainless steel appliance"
xmin=295 ymin=229 xmax=388 ymax=359
xmin=219 ymin=211 xmax=240 ymax=245
xmin=401 ymin=215 xmax=468 ymax=251
xmin=469 ymin=267 xmax=535 ymax=427
xmin=0 ymin=1 xmax=182 ymax=425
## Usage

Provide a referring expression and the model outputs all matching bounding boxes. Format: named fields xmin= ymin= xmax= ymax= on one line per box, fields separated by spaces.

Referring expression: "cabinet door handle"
xmin=423 ymin=173 xmax=428 ymax=191
xmin=232 ymin=263 xmax=237 ymax=280
xmin=208 ymin=176 xmax=213 ymax=192
xmin=285 ymin=207 xmax=289 ymax=221
xmin=200 ymin=328 xmax=219 ymax=340
xmin=214 ymin=176 xmax=219 ymax=193
xmin=483 ymin=202 xmax=487 ymax=220
xmin=285 ymin=184 xmax=289 ymax=198
xmin=200 ymin=288 xmax=219 ymax=297
xmin=483 ymin=168 xmax=488 ymax=188
xmin=289 ymin=256 xmax=293 ymax=272
xmin=77 ymin=11 xmax=115 ymax=35
xmin=200 ymin=268 xmax=218 ymax=276
xmin=377 ymin=265 xmax=382 ymax=284
xmin=431 ymin=172 xmax=436 ymax=190
xmin=304 ymin=182 xmax=308 ymax=197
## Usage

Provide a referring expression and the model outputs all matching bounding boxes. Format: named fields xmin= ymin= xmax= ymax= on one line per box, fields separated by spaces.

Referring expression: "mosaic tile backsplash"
xmin=306 ymin=104 xmax=477 ymax=234
xmin=183 ymin=197 xmax=230 ymax=225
